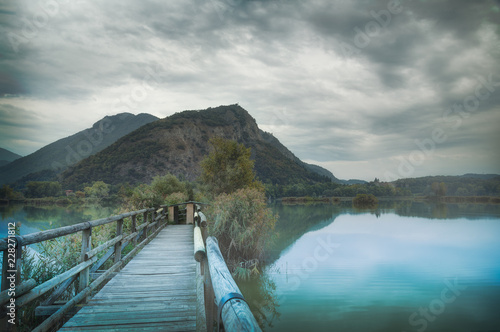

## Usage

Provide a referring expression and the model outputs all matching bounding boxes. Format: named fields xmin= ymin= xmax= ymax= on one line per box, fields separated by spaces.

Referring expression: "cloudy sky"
xmin=1 ymin=0 xmax=499 ymax=181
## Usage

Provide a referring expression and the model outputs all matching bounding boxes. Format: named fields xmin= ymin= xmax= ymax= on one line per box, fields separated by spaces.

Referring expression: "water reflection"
xmin=240 ymin=202 xmax=500 ymax=332
xmin=0 ymin=203 xmax=119 ymax=238
xmin=239 ymin=274 xmax=281 ymax=330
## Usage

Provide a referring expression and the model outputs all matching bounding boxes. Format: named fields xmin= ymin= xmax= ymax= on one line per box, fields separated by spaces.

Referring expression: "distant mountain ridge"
xmin=0 ymin=113 xmax=159 ymax=185
xmin=0 ymin=148 xmax=22 ymax=167
xmin=62 ymin=105 xmax=334 ymax=189
xmin=259 ymin=131 xmax=342 ymax=183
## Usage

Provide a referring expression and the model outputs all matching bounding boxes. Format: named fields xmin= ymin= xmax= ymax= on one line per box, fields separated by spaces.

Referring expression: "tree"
xmin=353 ymin=194 xmax=378 ymax=207
xmin=0 ymin=185 xmax=16 ymax=200
xmin=125 ymin=174 xmax=189 ymax=209
xmin=200 ymin=137 xmax=263 ymax=195
xmin=84 ymin=181 xmax=110 ymax=198
xmin=431 ymin=181 xmax=447 ymax=196
xmin=150 ymin=174 xmax=186 ymax=197
xmin=26 ymin=181 xmax=62 ymax=198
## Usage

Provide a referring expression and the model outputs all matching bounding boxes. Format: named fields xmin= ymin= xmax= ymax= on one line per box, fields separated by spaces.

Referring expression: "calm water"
xmin=0 ymin=203 xmax=119 ymax=239
xmin=240 ymin=202 xmax=500 ymax=332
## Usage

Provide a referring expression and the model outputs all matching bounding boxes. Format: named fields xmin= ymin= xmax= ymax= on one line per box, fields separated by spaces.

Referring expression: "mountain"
xmin=62 ymin=105 xmax=334 ymax=189
xmin=0 ymin=113 xmax=159 ymax=185
xmin=259 ymin=131 xmax=342 ymax=183
xmin=0 ymin=148 xmax=22 ymax=167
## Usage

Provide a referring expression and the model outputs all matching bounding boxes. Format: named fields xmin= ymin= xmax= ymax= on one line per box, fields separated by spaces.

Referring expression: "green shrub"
xmin=207 ymin=188 xmax=278 ymax=279
xmin=125 ymin=174 xmax=188 ymax=209
xmin=353 ymin=193 xmax=378 ymax=207
xmin=164 ymin=192 xmax=189 ymax=205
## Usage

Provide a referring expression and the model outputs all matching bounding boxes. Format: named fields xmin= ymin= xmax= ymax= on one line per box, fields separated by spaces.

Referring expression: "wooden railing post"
xmin=131 ymin=215 xmax=137 ymax=246
xmin=142 ymin=211 xmax=148 ymax=241
xmin=161 ymin=208 xmax=166 ymax=225
xmin=168 ymin=205 xmax=173 ymax=223
xmin=78 ymin=227 xmax=92 ymax=300
xmin=204 ymin=259 xmax=216 ymax=331
xmin=114 ymin=219 xmax=124 ymax=264
xmin=152 ymin=210 xmax=157 ymax=231
xmin=186 ymin=202 xmax=195 ymax=224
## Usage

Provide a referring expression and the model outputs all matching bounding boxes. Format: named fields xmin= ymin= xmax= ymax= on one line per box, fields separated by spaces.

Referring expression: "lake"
xmin=239 ymin=201 xmax=500 ymax=332
xmin=0 ymin=203 xmax=119 ymax=239
xmin=1 ymin=201 xmax=499 ymax=331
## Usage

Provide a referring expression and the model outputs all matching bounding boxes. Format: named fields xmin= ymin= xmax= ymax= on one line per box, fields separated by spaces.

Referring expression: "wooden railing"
xmin=0 ymin=202 xmax=261 ymax=331
xmin=193 ymin=208 xmax=261 ymax=332
xmin=0 ymin=206 xmax=168 ymax=332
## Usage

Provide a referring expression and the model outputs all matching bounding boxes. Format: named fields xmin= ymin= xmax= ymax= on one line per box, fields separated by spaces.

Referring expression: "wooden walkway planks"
xmin=59 ymin=225 xmax=197 ymax=331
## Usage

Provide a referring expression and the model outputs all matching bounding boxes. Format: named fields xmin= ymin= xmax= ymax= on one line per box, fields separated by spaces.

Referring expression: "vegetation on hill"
xmin=3 ymin=106 xmax=499 ymax=201
xmin=25 ymin=181 xmax=62 ymax=198
xmin=60 ymin=105 xmax=333 ymax=191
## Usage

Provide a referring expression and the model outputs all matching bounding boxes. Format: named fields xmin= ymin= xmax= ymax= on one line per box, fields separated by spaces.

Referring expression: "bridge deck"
xmin=59 ymin=225 xmax=197 ymax=331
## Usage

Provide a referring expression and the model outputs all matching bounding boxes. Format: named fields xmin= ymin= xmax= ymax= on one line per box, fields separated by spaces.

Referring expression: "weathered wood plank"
xmin=17 ymin=256 xmax=97 ymax=308
xmin=196 ymin=261 xmax=207 ymax=332
xmin=33 ymin=258 xmax=124 ymax=332
xmin=35 ymin=305 xmax=78 ymax=317
xmin=85 ymin=235 xmax=122 ymax=260
xmin=59 ymin=321 xmax=196 ymax=331
xmin=0 ymin=279 xmax=36 ymax=305
xmin=58 ymin=225 xmax=197 ymax=332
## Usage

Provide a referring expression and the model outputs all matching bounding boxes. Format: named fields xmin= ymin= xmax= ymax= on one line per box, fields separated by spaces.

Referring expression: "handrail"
xmin=205 ymin=237 xmax=261 ymax=332
xmin=198 ymin=211 xmax=208 ymax=227
xmin=0 ymin=208 xmax=153 ymax=251
xmin=194 ymin=210 xmax=261 ymax=332
xmin=0 ymin=205 xmax=169 ymax=330
xmin=194 ymin=226 xmax=206 ymax=262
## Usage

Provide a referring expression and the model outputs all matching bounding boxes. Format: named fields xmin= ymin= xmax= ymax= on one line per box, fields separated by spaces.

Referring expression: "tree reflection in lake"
xmin=239 ymin=273 xmax=281 ymax=330
xmin=237 ymin=201 xmax=500 ymax=331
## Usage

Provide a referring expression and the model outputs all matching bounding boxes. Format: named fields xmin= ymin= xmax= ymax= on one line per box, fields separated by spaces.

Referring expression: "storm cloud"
xmin=0 ymin=0 xmax=499 ymax=180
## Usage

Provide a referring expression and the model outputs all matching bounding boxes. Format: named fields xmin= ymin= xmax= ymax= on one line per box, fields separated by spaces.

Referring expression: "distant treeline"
xmin=392 ymin=175 xmax=500 ymax=197
xmin=264 ymin=175 xmax=500 ymax=199
xmin=1 ymin=174 xmax=499 ymax=202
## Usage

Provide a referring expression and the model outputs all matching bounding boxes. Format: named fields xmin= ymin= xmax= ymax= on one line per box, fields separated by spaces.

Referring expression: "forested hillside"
xmin=0 ymin=113 xmax=158 ymax=185
xmin=62 ymin=105 xmax=334 ymax=190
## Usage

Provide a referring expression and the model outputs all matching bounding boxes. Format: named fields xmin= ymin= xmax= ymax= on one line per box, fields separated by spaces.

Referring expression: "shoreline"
xmin=279 ymin=196 xmax=500 ymax=204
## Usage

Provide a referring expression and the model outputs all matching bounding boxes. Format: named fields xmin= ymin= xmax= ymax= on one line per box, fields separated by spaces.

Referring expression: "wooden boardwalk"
xmin=59 ymin=225 xmax=197 ymax=331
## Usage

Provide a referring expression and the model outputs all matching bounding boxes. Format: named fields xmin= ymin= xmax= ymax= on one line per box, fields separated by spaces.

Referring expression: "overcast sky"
xmin=1 ymin=0 xmax=499 ymax=181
